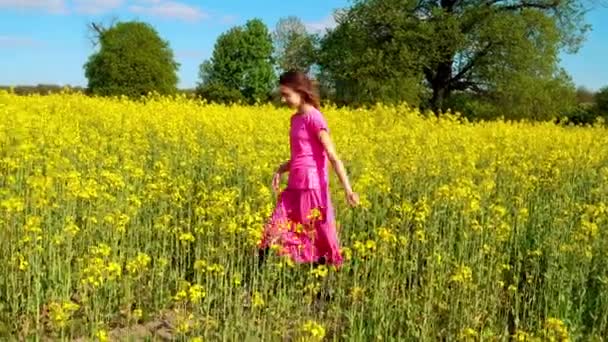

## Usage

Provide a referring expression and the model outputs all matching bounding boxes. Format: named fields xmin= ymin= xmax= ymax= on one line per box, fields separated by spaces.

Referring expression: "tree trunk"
xmin=429 ymin=60 xmax=454 ymax=115
xmin=430 ymin=86 xmax=446 ymax=114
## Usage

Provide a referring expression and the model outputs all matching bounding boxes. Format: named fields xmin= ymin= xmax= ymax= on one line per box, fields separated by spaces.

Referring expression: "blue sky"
xmin=0 ymin=0 xmax=606 ymax=90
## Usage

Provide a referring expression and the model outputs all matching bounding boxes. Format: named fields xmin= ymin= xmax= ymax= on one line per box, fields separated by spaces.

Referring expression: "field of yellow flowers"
xmin=1 ymin=90 xmax=608 ymax=341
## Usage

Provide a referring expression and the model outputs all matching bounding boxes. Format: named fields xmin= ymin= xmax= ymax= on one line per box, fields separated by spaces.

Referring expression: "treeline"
xmin=565 ymin=87 xmax=603 ymax=125
xmin=4 ymin=0 xmax=608 ymax=124
xmin=0 ymin=84 xmax=85 ymax=95
xmin=0 ymin=84 xmax=198 ymax=97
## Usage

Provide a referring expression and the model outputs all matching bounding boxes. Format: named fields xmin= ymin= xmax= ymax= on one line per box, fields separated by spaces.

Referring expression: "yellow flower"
xmin=301 ymin=320 xmax=326 ymax=341
xmin=311 ymin=265 xmax=328 ymax=279
xmin=3 ymin=90 xmax=608 ymax=340
xmin=95 ymin=329 xmax=108 ymax=342
xmin=307 ymin=208 xmax=322 ymax=221
xmin=341 ymin=247 xmax=353 ymax=261
xmin=132 ymin=308 xmax=143 ymax=320
xmin=233 ymin=274 xmax=242 ymax=286
xmin=252 ymin=291 xmax=265 ymax=308
xmin=63 ymin=216 xmax=80 ymax=237
xmin=513 ymin=330 xmax=540 ymax=342
xmin=206 ymin=263 xmax=225 ymax=275
xmin=126 ymin=252 xmax=151 ymax=275
xmin=458 ymin=327 xmax=477 ymax=341
xmin=179 ymin=232 xmax=195 ymax=244
xmin=174 ymin=289 xmax=188 ymax=302
xmin=378 ymin=227 xmax=397 ymax=245
xmin=349 ymin=286 xmax=365 ymax=302
xmin=415 ymin=229 xmax=427 ymax=243
xmin=194 ymin=259 xmax=208 ymax=272
xmin=91 ymin=244 xmax=112 ymax=258
xmin=189 ymin=284 xmax=206 ymax=303
xmin=18 ymin=255 xmax=29 ymax=271
xmin=450 ymin=265 xmax=473 ymax=285
xmin=365 ymin=239 xmax=377 ymax=251
xmin=106 ymin=262 xmax=122 ymax=280
xmin=544 ymin=318 xmax=569 ymax=342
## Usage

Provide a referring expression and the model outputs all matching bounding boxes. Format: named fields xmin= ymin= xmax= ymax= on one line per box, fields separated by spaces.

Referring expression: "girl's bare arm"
xmin=317 ymin=131 xmax=354 ymax=195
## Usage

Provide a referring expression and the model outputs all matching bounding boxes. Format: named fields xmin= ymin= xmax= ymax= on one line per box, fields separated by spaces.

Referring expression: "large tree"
xmin=576 ymin=86 xmax=595 ymax=104
xmin=319 ymin=0 xmax=588 ymax=117
xmin=318 ymin=7 xmax=425 ymax=106
xmin=197 ymin=19 xmax=275 ymax=104
xmin=84 ymin=21 xmax=179 ymax=97
xmin=595 ymin=86 xmax=608 ymax=115
xmin=451 ymin=69 xmax=577 ymax=121
xmin=273 ymin=16 xmax=317 ymax=74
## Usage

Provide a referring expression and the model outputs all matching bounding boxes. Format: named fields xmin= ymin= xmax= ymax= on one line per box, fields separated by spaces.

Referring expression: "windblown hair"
xmin=279 ymin=70 xmax=320 ymax=109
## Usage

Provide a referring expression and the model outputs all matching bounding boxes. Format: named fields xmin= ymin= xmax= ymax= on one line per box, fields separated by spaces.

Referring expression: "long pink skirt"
xmin=259 ymin=188 xmax=343 ymax=266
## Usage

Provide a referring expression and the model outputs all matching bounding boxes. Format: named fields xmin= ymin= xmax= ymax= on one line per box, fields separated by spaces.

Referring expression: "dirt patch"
xmin=71 ymin=313 xmax=177 ymax=341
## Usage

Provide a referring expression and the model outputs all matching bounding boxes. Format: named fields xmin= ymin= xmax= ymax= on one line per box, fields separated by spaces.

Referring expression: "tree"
xmin=557 ymin=86 xmax=600 ymax=126
xmin=453 ymin=69 xmax=577 ymax=121
xmin=197 ymin=19 xmax=275 ymax=104
xmin=0 ymin=84 xmax=85 ymax=96
xmin=595 ymin=86 xmax=608 ymax=115
xmin=84 ymin=21 xmax=179 ymax=98
xmin=273 ymin=16 xmax=317 ymax=74
xmin=576 ymin=86 xmax=595 ymax=104
xmin=318 ymin=7 xmax=425 ymax=106
xmin=319 ymin=0 xmax=588 ymax=117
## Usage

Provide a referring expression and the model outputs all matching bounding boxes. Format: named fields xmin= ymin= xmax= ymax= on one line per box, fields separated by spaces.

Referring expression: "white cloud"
xmin=0 ymin=0 xmax=208 ymax=21
xmin=129 ymin=1 xmax=208 ymax=22
xmin=305 ymin=15 xmax=337 ymax=34
xmin=73 ymin=0 xmax=123 ymax=14
xmin=0 ymin=0 xmax=66 ymax=13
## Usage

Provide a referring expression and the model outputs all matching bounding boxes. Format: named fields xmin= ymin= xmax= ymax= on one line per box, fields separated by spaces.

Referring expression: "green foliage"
xmin=0 ymin=84 xmax=85 ymax=96
xmin=451 ymin=70 xmax=577 ymax=122
xmin=576 ymin=86 xmax=595 ymax=104
xmin=595 ymin=86 xmax=608 ymax=116
xmin=318 ymin=0 xmax=588 ymax=119
xmin=273 ymin=16 xmax=318 ymax=74
xmin=197 ymin=83 xmax=245 ymax=104
xmin=318 ymin=4 xmax=425 ymax=107
xmin=561 ymin=104 xmax=598 ymax=126
xmin=197 ymin=19 xmax=275 ymax=104
xmin=84 ymin=21 xmax=179 ymax=98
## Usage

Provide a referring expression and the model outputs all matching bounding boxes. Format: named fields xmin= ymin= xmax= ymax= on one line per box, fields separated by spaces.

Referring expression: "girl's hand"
xmin=272 ymin=172 xmax=282 ymax=194
xmin=346 ymin=191 xmax=360 ymax=207
xmin=273 ymin=160 xmax=290 ymax=194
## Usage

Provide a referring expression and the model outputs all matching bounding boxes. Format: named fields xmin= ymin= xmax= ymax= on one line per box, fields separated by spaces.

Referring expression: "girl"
xmin=258 ymin=71 xmax=359 ymax=267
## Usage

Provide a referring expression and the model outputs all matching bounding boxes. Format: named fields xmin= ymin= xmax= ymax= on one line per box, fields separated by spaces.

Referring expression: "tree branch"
xmin=90 ymin=22 xmax=105 ymax=35
xmin=451 ymin=43 xmax=493 ymax=84
xmin=87 ymin=22 xmax=107 ymax=47
xmin=451 ymin=79 xmax=487 ymax=94
xmin=490 ymin=0 xmax=561 ymax=11
xmin=451 ymin=80 xmax=474 ymax=91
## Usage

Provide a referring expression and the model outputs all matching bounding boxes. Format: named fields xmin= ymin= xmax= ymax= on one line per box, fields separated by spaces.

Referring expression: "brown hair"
xmin=279 ymin=70 xmax=320 ymax=109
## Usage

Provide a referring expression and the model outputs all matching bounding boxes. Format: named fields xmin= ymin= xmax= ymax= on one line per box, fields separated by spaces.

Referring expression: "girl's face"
xmin=279 ymin=85 xmax=301 ymax=109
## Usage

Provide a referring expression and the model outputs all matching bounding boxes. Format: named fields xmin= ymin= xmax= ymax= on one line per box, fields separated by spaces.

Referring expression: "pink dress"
xmin=259 ymin=108 xmax=343 ymax=266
